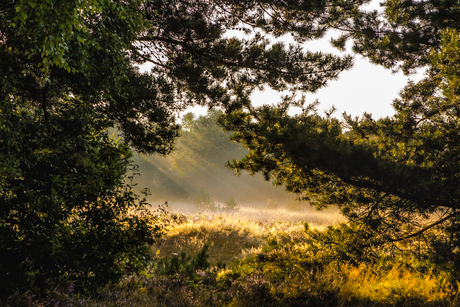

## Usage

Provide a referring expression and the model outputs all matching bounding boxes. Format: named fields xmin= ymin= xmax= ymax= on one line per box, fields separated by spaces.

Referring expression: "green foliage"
xmin=331 ymin=1 xmax=460 ymax=74
xmin=139 ymin=0 xmax=356 ymax=110
xmin=192 ymin=188 xmax=216 ymax=212
xmin=0 ymin=100 xmax=167 ymax=294
xmin=154 ymin=245 xmax=211 ymax=278
xmin=220 ymin=2 xmax=460 ymax=265
xmin=6 ymin=0 xmax=145 ymax=75
xmin=8 ymin=0 xmax=458 ymax=298
xmin=224 ymin=197 xmax=239 ymax=211
xmin=1 ymin=0 xmax=176 ymax=295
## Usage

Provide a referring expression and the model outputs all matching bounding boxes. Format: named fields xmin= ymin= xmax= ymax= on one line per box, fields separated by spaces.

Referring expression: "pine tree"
xmin=1 ymin=0 xmax=360 ymax=293
xmin=221 ymin=2 xmax=460 ymax=266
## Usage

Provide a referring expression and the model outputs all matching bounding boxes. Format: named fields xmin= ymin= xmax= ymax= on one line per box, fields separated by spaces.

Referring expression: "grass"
xmin=162 ymin=200 xmax=344 ymax=224
xmin=76 ymin=239 xmax=458 ymax=307
xmin=4 ymin=204 xmax=460 ymax=306
xmin=152 ymin=202 xmax=344 ymax=265
xmin=337 ymin=263 xmax=458 ymax=306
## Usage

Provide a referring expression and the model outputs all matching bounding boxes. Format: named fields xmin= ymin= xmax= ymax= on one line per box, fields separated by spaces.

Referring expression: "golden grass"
xmin=152 ymin=216 xmax=301 ymax=265
xmin=8 ymin=201 xmax=460 ymax=306
xmin=336 ymin=263 xmax=459 ymax=306
xmin=152 ymin=203 xmax=344 ymax=265
xmin=54 ymin=203 xmax=459 ymax=307
xmin=148 ymin=203 xmax=460 ymax=306
xmin=161 ymin=200 xmax=345 ymax=225
xmin=153 ymin=217 xmax=263 ymax=264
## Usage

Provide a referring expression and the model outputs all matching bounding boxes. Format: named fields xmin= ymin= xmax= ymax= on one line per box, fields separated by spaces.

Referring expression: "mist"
xmin=132 ymin=151 xmax=296 ymax=208
xmin=130 ymin=109 xmax=304 ymax=212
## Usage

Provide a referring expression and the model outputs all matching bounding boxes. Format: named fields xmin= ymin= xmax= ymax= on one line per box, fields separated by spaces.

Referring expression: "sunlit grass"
xmin=146 ymin=203 xmax=459 ymax=306
xmin=152 ymin=203 xmax=344 ymax=265
xmin=162 ymin=200 xmax=344 ymax=225
xmin=10 ymin=202 xmax=460 ymax=306
xmin=336 ymin=263 xmax=458 ymax=306
xmin=65 ymin=246 xmax=459 ymax=307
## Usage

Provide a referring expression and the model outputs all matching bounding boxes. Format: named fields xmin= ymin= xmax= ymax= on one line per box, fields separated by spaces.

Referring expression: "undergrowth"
xmin=3 ymin=214 xmax=460 ymax=306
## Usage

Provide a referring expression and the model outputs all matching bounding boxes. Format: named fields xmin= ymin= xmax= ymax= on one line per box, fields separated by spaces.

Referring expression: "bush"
xmin=224 ymin=197 xmax=239 ymax=211
xmin=192 ymin=188 xmax=216 ymax=211
xmin=0 ymin=103 xmax=167 ymax=296
xmin=154 ymin=245 xmax=211 ymax=278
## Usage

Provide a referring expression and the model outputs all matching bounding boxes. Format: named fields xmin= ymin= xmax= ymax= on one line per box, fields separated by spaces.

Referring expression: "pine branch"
xmin=388 ymin=212 xmax=459 ymax=244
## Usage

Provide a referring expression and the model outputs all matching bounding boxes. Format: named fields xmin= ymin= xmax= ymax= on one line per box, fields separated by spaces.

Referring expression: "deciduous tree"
xmin=1 ymin=0 xmax=360 ymax=294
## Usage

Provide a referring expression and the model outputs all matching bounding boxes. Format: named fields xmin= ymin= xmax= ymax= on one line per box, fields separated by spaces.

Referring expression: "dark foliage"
xmin=5 ymin=0 xmax=456 ymax=298
xmin=220 ymin=2 xmax=460 ymax=265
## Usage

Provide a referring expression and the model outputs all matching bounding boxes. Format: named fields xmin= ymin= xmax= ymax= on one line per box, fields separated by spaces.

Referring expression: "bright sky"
xmin=189 ymin=35 xmax=424 ymax=120
xmin=143 ymin=0 xmax=425 ymax=121
xmin=251 ymin=36 xmax=425 ymax=120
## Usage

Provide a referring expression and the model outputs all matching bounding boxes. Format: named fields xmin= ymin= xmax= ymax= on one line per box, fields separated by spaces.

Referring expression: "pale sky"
xmin=250 ymin=35 xmax=424 ymax=120
xmin=144 ymin=0 xmax=425 ymax=121
xmin=188 ymin=33 xmax=424 ymax=120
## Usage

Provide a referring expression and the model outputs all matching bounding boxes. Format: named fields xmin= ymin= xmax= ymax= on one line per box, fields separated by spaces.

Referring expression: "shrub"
xmin=192 ymin=188 xmax=216 ymax=211
xmin=154 ymin=245 xmax=211 ymax=278
xmin=0 ymin=103 xmax=168 ymax=296
xmin=223 ymin=197 xmax=239 ymax=211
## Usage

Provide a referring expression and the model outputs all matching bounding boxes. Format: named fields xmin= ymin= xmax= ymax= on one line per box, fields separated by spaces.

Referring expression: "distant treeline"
xmin=132 ymin=109 xmax=292 ymax=204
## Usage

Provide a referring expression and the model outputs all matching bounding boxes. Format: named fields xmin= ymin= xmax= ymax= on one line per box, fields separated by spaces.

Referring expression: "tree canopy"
xmin=1 ymin=0 xmax=359 ymax=294
xmin=221 ymin=2 xmax=460 ymax=266
xmin=3 ymin=0 xmax=459 ymax=295
xmin=0 ymin=0 xmax=177 ymax=294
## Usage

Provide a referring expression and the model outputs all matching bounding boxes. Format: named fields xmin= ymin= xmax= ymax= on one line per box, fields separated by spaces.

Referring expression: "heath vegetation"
xmin=3 ymin=0 xmax=460 ymax=305
xmin=7 ymin=207 xmax=458 ymax=306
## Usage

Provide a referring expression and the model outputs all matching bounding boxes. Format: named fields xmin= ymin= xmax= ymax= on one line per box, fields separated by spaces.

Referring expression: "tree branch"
xmin=42 ymin=78 xmax=50 ymax=122
xmin=388 ymin=212 xmax=459 ymax=243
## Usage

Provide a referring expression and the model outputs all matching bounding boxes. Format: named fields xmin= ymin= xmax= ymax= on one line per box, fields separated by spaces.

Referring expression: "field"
xmin=152 ymin=201 xmax=344 ymax=266
xmin=9 ymin=202 xmax=457 ymax=307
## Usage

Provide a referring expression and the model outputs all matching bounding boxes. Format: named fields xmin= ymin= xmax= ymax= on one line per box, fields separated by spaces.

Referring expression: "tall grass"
xmin=336 ymin=262 xmax=458 ymax=306
xmin=5 ymin=204 xmax=460 ymax=306
xmin=63 ymin=239 xmax=458 ymax=307
xmin=152 ymin=203 xmax=343 ymax=265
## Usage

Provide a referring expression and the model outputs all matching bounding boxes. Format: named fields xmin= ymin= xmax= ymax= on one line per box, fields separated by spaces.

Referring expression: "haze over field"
xmin=130 ymin=109 xmax=298 ymax=209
